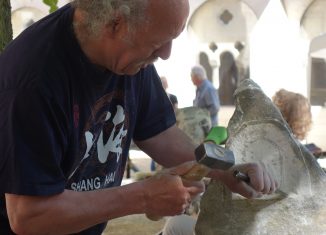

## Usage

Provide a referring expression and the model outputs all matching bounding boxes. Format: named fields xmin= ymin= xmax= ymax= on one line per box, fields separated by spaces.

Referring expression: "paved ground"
xmin=103 ymin=214 xmax=166 ymax=235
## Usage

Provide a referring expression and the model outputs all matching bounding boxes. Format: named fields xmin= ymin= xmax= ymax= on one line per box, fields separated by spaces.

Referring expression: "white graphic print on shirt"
xmin=68 ymin=99 xmax=128 ymax=192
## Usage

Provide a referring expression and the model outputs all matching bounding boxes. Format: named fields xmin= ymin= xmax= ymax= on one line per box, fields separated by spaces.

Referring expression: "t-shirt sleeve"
xmin=0 ymin=88 xmax=67 ymax=196
xmin=133 ymin=66 xmax=176 ymax=141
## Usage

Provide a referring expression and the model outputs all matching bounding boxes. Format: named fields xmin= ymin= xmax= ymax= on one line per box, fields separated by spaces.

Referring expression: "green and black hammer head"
xmin=194 ymin=142 xmax=235 ymax=170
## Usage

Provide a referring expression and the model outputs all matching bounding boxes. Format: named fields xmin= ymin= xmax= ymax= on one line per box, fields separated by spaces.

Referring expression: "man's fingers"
xmin=243 ymin=163 xmax=263 ymax=191
xmin=250 ymin=164 xmax=277 ymax=194
xmin=260 ymin=170 xmax=271 ymax=194
xmin=228 ymin=162 xmax=279 ymax=198
xmin=235 ymin=181 xmax=263 ymax=199
xmin=267 ymin=172 xmax=277 ymax=194
xmin=245 ymin=163 xmax=272 ymax=193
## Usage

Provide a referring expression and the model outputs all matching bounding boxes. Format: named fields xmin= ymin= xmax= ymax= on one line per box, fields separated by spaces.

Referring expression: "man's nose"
xmin=155 ymin=41 xmax=172 ymax=60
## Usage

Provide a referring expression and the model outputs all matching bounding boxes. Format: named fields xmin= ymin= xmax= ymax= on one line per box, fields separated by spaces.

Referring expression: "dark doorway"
xmin=310 ymin=58 xmax=326 ymax=106
xmin=219 ymin=51 xmax=238 ymax=105
xmin=199 ymin=51 xmax=213 ymax=82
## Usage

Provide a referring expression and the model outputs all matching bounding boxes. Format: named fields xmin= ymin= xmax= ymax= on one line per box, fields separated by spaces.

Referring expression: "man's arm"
xmin=6 ymin=184 xmax=146 ymax=235
xmin=11 ymin=125 xmax=277 ymax=234
xmin=134 ymin=124 xmax=196 ymax=168
xmin=135 ymin=125 xmax=278 ymax=198
xmin=204 ymin=89 xmax=220 ymax=115
xmin=6 ymin=162 xmax=200 ymax=235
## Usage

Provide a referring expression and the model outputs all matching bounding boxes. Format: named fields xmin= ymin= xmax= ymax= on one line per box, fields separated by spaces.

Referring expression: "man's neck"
xmin=72 ymin=9 xmax=107 ymax=68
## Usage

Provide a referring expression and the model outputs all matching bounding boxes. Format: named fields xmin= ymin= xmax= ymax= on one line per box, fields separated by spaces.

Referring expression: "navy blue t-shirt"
xmin=0 ymin=4 xmax=175 ymax=234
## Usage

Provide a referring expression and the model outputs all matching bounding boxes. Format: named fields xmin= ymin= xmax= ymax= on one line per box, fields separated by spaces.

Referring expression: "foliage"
xmin=43 ymin=0 xmax=59 ymax=13
xmin=0 ymin=0 xmax=13 ymax=53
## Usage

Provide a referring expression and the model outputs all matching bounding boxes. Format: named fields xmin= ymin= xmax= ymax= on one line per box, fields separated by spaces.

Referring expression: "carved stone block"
xmin=196 ymin=79 xmax=326 ymax=235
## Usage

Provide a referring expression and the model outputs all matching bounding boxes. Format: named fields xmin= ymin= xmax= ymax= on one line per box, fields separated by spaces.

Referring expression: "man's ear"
xmin=105 ymin=15 xmax=127 ymax=38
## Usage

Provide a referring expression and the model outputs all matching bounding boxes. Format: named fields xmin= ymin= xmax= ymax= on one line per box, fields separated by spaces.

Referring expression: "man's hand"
xmin=209 ymin=162 xmax=278 ymax=198
xmin=140 ymin=161 xmax=205 ymax=217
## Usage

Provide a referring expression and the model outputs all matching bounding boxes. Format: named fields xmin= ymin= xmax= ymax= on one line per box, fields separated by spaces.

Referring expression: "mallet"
xmin=147 ymin=126 xmax=237 ymax=220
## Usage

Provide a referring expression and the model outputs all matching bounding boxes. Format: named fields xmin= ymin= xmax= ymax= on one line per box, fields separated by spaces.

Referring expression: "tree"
xmin=0 ymin=0 xmax=58 ymax=53
xmin=0 ymin=0 xmax=13 ymax=53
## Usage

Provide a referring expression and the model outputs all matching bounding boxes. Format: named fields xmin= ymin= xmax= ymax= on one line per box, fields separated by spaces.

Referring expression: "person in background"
xmin=161 ymin=76 xmax=178 ymax=112
xmin=272 ymin=89 xmax=312 ymax=141
xmin=0 ymin=0 xmax=277 ymax=234
xmin=191 ymin=65 xmax=220 ymax=126
xmin=272 ymin=89 xmax=322 ymax=156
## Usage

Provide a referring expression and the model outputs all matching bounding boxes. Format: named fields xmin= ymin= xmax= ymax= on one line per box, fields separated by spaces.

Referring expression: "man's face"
xmin=110 ymin=26 xmax=174 ymax=75
xmin=191 ymin=74 xmax=199 ymax=87
xmin=102 ymin=0 xmax=189 ymax=75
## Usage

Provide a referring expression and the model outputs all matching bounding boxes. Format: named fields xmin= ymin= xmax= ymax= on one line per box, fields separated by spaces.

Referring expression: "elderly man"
xmin=0 ymin=0 xmax=277 ymax=234
xmin=191 ymin=65 xmax=220 ymax=126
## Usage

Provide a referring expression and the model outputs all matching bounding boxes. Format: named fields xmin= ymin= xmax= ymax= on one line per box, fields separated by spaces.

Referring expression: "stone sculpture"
xmin=176 ymin=106 xmax=211 ymax=146
xmin=196 ymin=79 xmax=326 ymax=235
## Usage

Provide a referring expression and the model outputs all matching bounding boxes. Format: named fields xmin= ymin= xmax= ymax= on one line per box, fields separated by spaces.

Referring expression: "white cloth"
xmin=162 ymin=214 xmax=197 ymax=235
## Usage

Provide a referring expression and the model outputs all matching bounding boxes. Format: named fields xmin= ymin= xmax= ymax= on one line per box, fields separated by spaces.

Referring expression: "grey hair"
xmin=72 ymin=0 xmax=149 ymax=36
xmin=191 ymin=65 xmax=207 ymax=80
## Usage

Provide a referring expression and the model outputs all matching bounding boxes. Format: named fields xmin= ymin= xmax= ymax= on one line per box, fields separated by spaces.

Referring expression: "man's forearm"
xmin=135 ymin=125 xmax=196 ymax=168
xmin=6 ymin=182 xmax=146 ymax=235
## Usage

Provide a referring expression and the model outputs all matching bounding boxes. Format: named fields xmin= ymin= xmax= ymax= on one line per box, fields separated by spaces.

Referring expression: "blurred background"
xmin=9 ymin=0 xmax=326 ymax=148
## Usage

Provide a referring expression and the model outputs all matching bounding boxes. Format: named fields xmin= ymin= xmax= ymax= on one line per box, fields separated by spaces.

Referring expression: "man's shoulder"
xmin=200 ymin=80 xmax=216 ymax=92
xmin=205 ymin=79 xmax=216 ymax=87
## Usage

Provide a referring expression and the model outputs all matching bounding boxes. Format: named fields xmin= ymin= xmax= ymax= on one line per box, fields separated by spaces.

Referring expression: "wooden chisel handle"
xmin=181 ymin=163 xmax=211 ymax=181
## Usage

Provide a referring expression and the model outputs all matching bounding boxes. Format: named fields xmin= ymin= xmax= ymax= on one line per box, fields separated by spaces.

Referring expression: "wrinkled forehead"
xmin=146 ymin=0 xmax=189 ymax=34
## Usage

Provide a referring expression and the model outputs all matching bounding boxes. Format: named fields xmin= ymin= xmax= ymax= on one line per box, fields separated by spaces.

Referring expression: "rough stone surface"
xmin=196 ymin=79 xmax=326 ymax=235
xmin=176 ymin=107 xmax=211 ymax=146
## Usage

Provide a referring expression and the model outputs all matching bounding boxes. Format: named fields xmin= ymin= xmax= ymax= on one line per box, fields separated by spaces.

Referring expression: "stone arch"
xmin=280 ymin=0 xmax=315 ymax=22
xmin=10 ymin=0 xmax=71 ymax=38
xmin=301 ymin=0 xmax=326 ymax=39
xmin=187 ymin=0 xmax=258 ymax=105
xmin=11 ymin=7 xmax=46 ymax=38
xmin=187 ymin=0 xmax=257 ymax=43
